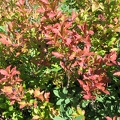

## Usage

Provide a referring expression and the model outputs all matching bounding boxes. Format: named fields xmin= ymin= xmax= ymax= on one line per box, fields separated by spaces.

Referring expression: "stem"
xmin=66 ymin=71 xmax=70 ymax=88
xmin=25 ymin=0 xmax=31 ymax=9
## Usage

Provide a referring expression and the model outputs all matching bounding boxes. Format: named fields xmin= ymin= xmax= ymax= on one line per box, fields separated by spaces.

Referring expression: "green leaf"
xmin=66 ymin=107 xmax=73 ymax=117
xmin=0 ymin=26 xmax=5 ymax=32
xmin=92 ymin=1 xmax=100 ymax=12
xmin=0 ymin=103 xmax=7 ymax=109
xmin=53 ymin=90 xmax=60 ymax=98
xmin=75 ymin=115 xmax=84 ymax=120
xmin=56 ymin=99 xmax=64 ymax=105
xmin=60 ymin=105 xmax=64 ymax=112
xmin=63 ymin=87 xmax=68 ymax=94
xmin=53 ymin=116 xmax=65 ymax=120
xmin=34 ymin=108 xmax=39 ymax=114
xmin=81 ymin=100 xmax=90 ymax=108
xmin=96 ymin=96 xmax=104 ymax=102
xmin=68 ymin=108 xmax=73 ymax=115
xmin=0 ymin=97 xmax=4 ymax=101
xmin=65 ymin=98 xmax=70 ymax=104
xmin=51 ymin=64 xmax=61 ymax=72
xmin=9 ymin=106 xmax=13 ymax=111
xmin=95 ymin=118 xmax=99 ymax=120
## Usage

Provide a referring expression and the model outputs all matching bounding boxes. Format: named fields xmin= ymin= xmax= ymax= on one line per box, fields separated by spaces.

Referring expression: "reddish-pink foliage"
xmin=1 ymin=85 xmax=24 ymax=105
xmin=113 ymin=71 xmax=120 ymax=76
xmin=0 ymin=65 xmax=22 ymax=85
xmin=34 ymin=88 xmax=50 ymax=102
xmin=37 ymin=2 xmax=117 ymax=100
xmin=0 ymin=0 xmax=118 ymax=102
xmin=0 ymin=66 xmax=23 ymax=105
xmin=105 ymin=116 xmax=120 ymax=120
xmin=0 ymin=34 xmax=12 ymax=46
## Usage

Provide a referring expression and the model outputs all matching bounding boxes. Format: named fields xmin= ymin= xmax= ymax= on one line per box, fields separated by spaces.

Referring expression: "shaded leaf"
xmin=53 ymin=116 xmax=65 ymax=120
xmin=53 ymin=90 xmax=60 ymax=97
xmin=56 ymin=99 xmax=64 ymax=105
xmin=75 ymin=115 xmax=85 ymax=120
xmin=63 ymin=87 xmax=68 ymax=94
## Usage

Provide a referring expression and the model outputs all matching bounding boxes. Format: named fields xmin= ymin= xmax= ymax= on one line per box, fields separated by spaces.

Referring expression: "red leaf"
xmin=84 ymin=35 xmax=91 ymax=45
xmin=6 ymin=65 xmax=11 ymax=72
xmin=83 ymin=94 xmax=91 ymax=100
xmin=104 ymin=51 xmax=117 ymax=65
xmin=78 ymin=22 xmax=87 ymax=34
xmin=60 ymin=61 xmax=67 ymax=71
xmin=117 ymin=62 xmax=120 ymax=66
xmin=105 ymin=116 xmax=120 ymax=120
xmin=0 ymin=69 xmax=9 ymax=76
xmin=44 ymin=92 xmax=50 ymax=101
xmin=10 ymin=101 xmax=15 ymax=105
xmin=52 ymin=52 xmax=64 ymax=58
xmin=113 ymin=71 xmax=120 ymax=76
xmin=32 ymin=115 xmax=40 ymax=120
xmin=64 ymin=22 xmax=72 ymax=30
xmin=33 ymin=101 xmax=37 ymax=108
xmin=34 ymin=89 xmax=40 ymax=97
xmin=0 ymin=34 xmax=11 ymax=46
xmin=46 ymin=41 xmax=55 ymax=44
xmin=16 ymin=0 xmax=25 ymax=6
xmin=98 ymin=14 xmax=106 ymax=21
xmin=18 ymin=101 xmax=27 ymax=109
xmin=83 ymin=91 xmax=96 ymax=100
xmin=38 ymin=91 xmax=44 ymax=101
xmin=69 ymin=54 xmax=76 ymax=60
xmin=103 ymin=89 xmax=110 ymax=95
xmin=77 ymin=79 xmax=84 ymax=86
xmin=52 ymin=28 xmax=62 ymax=37
xmin=34 ymin=89 xmax=44 ymax=101
xmin=113 ymin=116 xmax=117 ymax=120
xmin=88 ymin=30 xmax=94 ymax=35
xmin=66 ymin=38 xmax=72 ymax=45
xmin=83 ymin=46 xmax=90 ymax=56
xmin=105 ymin=116 xmax=112 ymax=120
xmin=19 ymin=0 xmax=25 ymax=5
xmin=71 ymin=11 xmax=77 ymax=20
xmin=56 ymin=11 xmax=62 ymax=19
xmin=39 ymin=0 xmax=49 ymax=5
xmin=36 ymin=8 xmax=45 ymax=13
xmin=1 ymin=86 xmax=13 ymax=95
xmin=48 ymin=12 xmax=56 ymax=18
xmin=110 ymin=51 xmax=117 ymax=64
xmin=11 ymin=67 xmax=20 ymax=76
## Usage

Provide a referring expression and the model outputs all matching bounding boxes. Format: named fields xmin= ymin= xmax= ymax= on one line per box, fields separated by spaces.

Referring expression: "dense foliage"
xmin=0 ymin=0 xmax=120 ymax=120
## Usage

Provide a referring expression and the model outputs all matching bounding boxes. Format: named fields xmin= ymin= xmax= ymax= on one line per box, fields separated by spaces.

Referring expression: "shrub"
xmin=0 ymin=0 xmax=120 ymax=120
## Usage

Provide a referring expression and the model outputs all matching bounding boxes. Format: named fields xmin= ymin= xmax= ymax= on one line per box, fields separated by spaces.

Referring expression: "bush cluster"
xmin=0 ymin=0 xmax=120 ymax=120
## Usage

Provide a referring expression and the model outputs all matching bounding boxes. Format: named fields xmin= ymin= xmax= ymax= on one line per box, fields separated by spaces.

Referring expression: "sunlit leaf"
xmin=113 ymin=71 xmax=120 ymax=76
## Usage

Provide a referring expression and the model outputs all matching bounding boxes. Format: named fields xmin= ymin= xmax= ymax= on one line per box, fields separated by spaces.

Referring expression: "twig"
xmin=25 ymin=0 xmax=31 ymax=10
